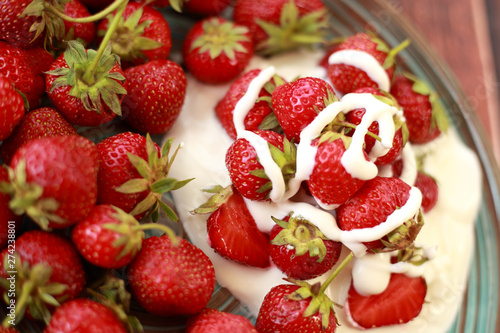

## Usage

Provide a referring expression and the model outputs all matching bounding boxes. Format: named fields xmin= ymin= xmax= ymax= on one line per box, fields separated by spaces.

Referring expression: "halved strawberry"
xmin=346 ymin=273 xmax=427 ymax=328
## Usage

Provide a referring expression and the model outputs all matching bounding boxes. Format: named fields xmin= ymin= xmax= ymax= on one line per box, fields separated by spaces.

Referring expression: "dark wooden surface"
xmin=398 ymin=0 xmax=500 ymax=162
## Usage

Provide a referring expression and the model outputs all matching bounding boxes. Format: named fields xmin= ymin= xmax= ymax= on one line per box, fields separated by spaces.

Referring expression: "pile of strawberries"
xmin=0 ymin=0 xmax=449 ymax=332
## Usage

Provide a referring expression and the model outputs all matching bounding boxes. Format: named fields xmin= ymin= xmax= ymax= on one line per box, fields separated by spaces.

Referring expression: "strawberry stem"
xmin=44 ymin=0 xmax=129 ymax=24
xmin=318 ymin=252 xmax=353 ymax=295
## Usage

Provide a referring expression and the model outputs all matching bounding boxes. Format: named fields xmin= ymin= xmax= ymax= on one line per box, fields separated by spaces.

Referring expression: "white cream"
xmin=166 ymin=49 xmax=482 ymax=332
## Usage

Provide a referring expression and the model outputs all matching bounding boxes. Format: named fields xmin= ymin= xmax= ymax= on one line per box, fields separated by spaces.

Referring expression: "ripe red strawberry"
xmin=0 ymin=230 xmax=86 ymax=324
xmin=45 ymin=298 xmax=127 ymax=333
xmin=97 ymin=2 xmax=172 ymax=68
xmin=182 ymin=17 xmax=253 ymax=84
xmin=272 ymin=76 xmax=336 ymax=143
xmin=0 ymin=76 xmax=25 ymax=141
xmin=307 ymin=133 xmax=367 ymax=208
xmin=390 ymin=73 xmax=448 ymax=144
xmin=72 ymin=204 xmax=175 ymax=269
xmin=0 ymin=0 xmax=45 ymax=48
xmin=0 ymin=167 xmax=22 ymax=250
xmin=193 ymin=185 xmax=271 ymax=268
xmin=336 ymin=176 xmax=420 ymax=251
xmin=0 ymin=41 xmax=52 ymax=109
xmin=270 ymin=215 xmax=342 ymax=280
xmin=233 ymin=0 xmax=328 ymax=55
xmin=127 ymin=235 xmax=216 ymax=316
xmin=215 ymin=69 xmax=280 ymax=140
xmin=62 ymin=0 xmax=96 ymax=47
xmin=4 ymin=135 xmax=99 ymax=229
xmin=346 ymin=273 xmax=427 ymax=328
xmin=414 ymin=171 xmax=438 ymax=213
xmin=225 ymin=130 xmax=296 ymax=201
xmin=45 ymin=40 xmax=127 ymax=127
xmin=186 ymin=308 xmax=258 ymax=333
xmin=0 ymin=326 xmax=19 ymax=333
xmin=255 ymin=282 xmax=337 ymax=332
xmin=0 ymin=107 xmax=77 ymax=164
xmin=121 ymin=59 xmax=187 ymax=134
xmin=327 ymin=33 xmax=408 ymax=95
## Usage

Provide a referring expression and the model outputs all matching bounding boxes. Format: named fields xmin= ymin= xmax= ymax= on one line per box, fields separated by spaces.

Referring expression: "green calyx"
xmin=97 ymin=6 xmax=163 ymax=63
xmin=46 ymin=40 xmax=127 ymax=116
xmin=271 ymin=214 xmax=328 ymax=262
xmin=191 ymin=17 xmax=251 ymax=61
xmin=0 ymin=254 xmax=68 ymax=326
xmin=367 ymin=32 xmax=410 ymax=70
xmin=20 ymin=0 xmax=66 ymax=46
xmin=257 ymin=0 xmax=328 ymax=55
xmin=0 ymin=160 xmax=66 ymax=230
xmin=115 ymin=135 xmax=193 ymax=222
xmin=190 ymin=185 xmax=233 ymax=215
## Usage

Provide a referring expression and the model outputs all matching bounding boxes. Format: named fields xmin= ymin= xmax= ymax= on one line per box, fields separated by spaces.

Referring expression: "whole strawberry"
xmin=186 ymin=308 xmax=258 ymax=333
xmin=121 ymin=59 xmax=187 ymax=134
xmin=0 ymin=107 xmax=77 ymax=164
xmin=272 ymin=76 xmax=336 ymax=143
xmin=3 ymin=135 xmax=99 ymax=229
xmin=225 ymin=130 xmax=296 ymax=201
xmin=183 ymin=17 xmax=253 ymax=84
xmin=390 ymin=73 xmax=448 ymax=144
xmin=97 ymin=2 xmax=172 ymax=68
xmin=0 ymin=0 xmax=45 ymax=48
xmin=0 ymin=230 xmax=86 ymax=324
xmin=233 ymin=0 xmax=327 ymax=55
xmin=0 ymin=76 xmax=25 ymax=141
xmin=62 ymin=0 xmax=96 ymax=47
xmin=45 ymin=298 xmax=127 ymax=333
xmin=414 ymin=171 xmax=438 ymax=213
xmin=45 ymin=40 xmax=127 ymax=127
xmin=127 ymin=235 xmax=216 ymax=316
xmin=215 ymin=69 xmax=279 ymax=140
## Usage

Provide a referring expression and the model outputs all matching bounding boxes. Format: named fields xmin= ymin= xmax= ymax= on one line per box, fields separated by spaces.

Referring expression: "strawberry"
xmin=121 ymin=59 xmax=187 ymax=134
xmin=0 ymin=76 xmax=25 ymax=141
xmin=414 ymin=171 xmax=438 ymax=213
xmin=225 ymin=130 xmax=296 ymax=201
xmin=255 ymin=282 xmax=337 ymax=332
xmin=62 ymin=0 xmax=97 ymax=47
xmin=0 ymin=41 xmax=52 ymax=109
xmin=327 ymin=32 xmax=408 ymax=95
xmin=127 ymin=235 xmax=216 ymax=316
xmin=0 ymin=107 xmax=77 ymax=164
xmin=270 ymin=214 xmax=342 ymax=280
xmin=390 ymin=73 xmax=448 ymax=144
xmin=186 ymin=308 xmax=258 ymax=333
xmin=215 ymin=69 xmax=280 ymax=140
xmin=182 ymin=0 xmax=232 ymax=16
xmin=193 ymin=185 xmax=271 ymax=268
xmin=345 ymin=273 xmax=427 ymax=328
xmin=182 ymin=17 xmax=253 ymax=84
xmin=72 ymin=204 xmax=176 ymax=269
xmin=45 ymin=40 xmax=127 ymax=127
xmin=97 ymin=133 xmax=191 ymax=221
xmin=0 ymin=230 xmax=86 ymax=324
xmin=336 ymin=176 xmax=421 ymax=251
xmin=271 ymin=76 xmax=337 ymax=143
xmin=44 ymin=298 xmax=127 ymax=333
xmin=0 ymin=326 xmax=19 ymax=333
xmin=307 ymin=133 xmax=367 ymax=208
xmin=2 ymin=135 xmax=99 ymax=229
xmin=233 ymin=0 xmax=328 ymax=55
xmin=0 ymin=167 xmax=22 ymax=250
xmin=97 ymin=2 xmax=172 ymax=68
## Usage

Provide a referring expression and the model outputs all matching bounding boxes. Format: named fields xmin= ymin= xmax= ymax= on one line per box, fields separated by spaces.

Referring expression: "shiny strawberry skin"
xmin=336 ymin=176 xmax=411 ymax=250
xmin=255 ymin=284 xmax=337 ymax=333
xmin=121 ymin=59 xmax=186 ymax=134
xmin=215 ymin=69 xmax=274 ymax=139
xmin=0 ymin=107 xmax=77 ymax=164
xmin=0 ymin=0 xmax=44 ymax=48
xmin=270 ymin=224 xmax=342 ymax=280
xmin=327 ymin=33 xmax=395 ymax=95
xmin=186 ymin=308 xmax=258 ymax=333
xmin=272 ymin=77 xmax=335 ymax=143
xmin=10 ymin=135 xmax=99 ymax=228
xmin=45 ymin=298 xmax=127 ymax=333
xmin=346 ymin=273 xmax=427 ymax=328
xmin=127 ymin=235 xmax=216 ymax=316
xmin=307 ymin=137 xmax=367 ymax=207
xmin=0 ymin=167 xmax=22 ymax=250
xmin=226 ymin=130 xmax=285 ymax=201
xmin=207 ymin=187 xmax=270 ymax=268
xmin=414 ymin=171 xmax=438 ymax=213
xmin=0 ymin=76 xmax=25 ymax=141
xmin=182 ymin=17 xmax=254 ymax=84
xmin=63 ymin=0 xmax=96 ymax=46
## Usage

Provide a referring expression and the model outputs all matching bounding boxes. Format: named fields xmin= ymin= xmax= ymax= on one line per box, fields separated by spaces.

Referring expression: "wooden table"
xmin=398 ymin=0 xmax=500 ymax=163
